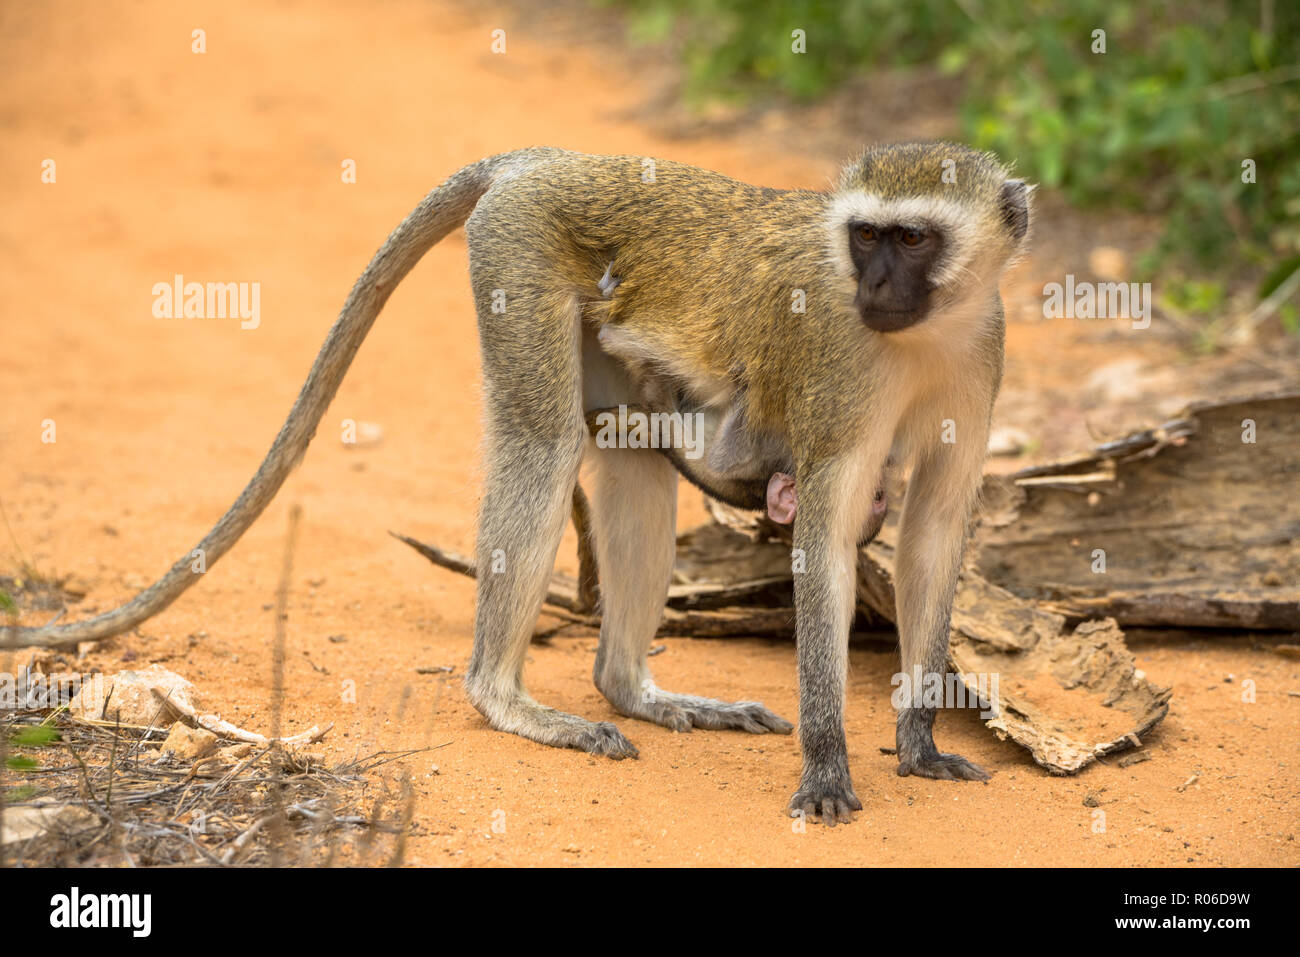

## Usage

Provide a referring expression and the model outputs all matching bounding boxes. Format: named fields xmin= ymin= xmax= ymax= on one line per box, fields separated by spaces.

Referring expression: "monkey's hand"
xmin=788 ymin=779 xmax=862 ymax=827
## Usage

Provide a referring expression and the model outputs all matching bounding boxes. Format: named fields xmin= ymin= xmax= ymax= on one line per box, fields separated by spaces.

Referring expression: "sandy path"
xmin=2 ymin=0 xmax=1295 ymax=866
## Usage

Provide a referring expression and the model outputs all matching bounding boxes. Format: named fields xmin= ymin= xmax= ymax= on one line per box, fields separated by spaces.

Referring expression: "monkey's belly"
xmin=669 ymin=458 xmax=770 ymax=511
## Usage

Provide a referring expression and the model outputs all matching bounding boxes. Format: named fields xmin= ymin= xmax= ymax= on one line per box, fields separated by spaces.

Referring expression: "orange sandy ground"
xmin=2 ymin=0 xmax=1295 ymax=866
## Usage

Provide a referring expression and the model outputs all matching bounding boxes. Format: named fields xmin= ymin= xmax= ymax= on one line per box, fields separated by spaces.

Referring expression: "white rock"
xmin=69 ymin=665 xmax=202 ymax=727
xmin=988 ymin=425 xmax=1031 ymax=457
xmin=1 ymin=804 xmax=97 ymax=845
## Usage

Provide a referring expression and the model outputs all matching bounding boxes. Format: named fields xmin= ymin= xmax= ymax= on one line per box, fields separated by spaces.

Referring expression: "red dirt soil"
xmin=2 ymin=0 xmax=1295 ymax=866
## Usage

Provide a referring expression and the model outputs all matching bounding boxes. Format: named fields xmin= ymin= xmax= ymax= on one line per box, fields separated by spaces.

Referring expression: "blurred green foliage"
xmin=11 ymin=725 xmax=60 ymax=748
xmin=604 ymin=0 xmax=1300 ymax=297
xmin=4 ymin=723 xmax=60 ymax=779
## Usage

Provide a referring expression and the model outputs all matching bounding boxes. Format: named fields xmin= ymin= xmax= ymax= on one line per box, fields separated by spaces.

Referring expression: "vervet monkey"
xmin=7 ymin=144 xmax=1030 ymax=824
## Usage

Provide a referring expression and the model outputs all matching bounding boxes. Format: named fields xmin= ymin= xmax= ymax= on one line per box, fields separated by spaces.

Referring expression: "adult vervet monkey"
xmin=7 ymin=143 xmax=1030 ymax=824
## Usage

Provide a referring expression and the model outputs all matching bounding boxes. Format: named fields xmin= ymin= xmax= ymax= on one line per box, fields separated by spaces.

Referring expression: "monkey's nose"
xmin=864 ymin=263 xmax=889 ymax=294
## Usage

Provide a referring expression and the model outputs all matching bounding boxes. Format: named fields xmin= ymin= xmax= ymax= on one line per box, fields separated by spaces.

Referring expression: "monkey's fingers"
xmin=789 ymin=787 xmax=863 ymax=827
xmin=573 ymin=721 xmax=640 ymax=761
xmin=683 ymin=700 xmax=793 ymax=734
xmin=622 ymin=694 xmax=793 ymax=735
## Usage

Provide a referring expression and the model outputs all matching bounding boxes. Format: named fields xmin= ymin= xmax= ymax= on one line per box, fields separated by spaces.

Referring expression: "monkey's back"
xmin=465 ymin=149 xmax=848 ymax=428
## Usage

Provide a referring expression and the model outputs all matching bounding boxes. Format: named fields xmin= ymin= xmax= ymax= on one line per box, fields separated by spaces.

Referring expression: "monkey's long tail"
xmin=4 ymin=154 xmax=515 ymax=649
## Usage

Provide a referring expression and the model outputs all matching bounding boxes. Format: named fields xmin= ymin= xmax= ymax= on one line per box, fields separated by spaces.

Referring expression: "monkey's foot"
xmin=610 ymin=686 xmax=794 ymax=735
xmin=788 ymin=782 xmax=862 ymax=827
xmin=471 ymin=689 xmax=640 ymax=760
xmin=521 ymin=715 xmax=640 ymax=760
xmin=568 ymin=721 xmax=641 ymax=760
xmin=896 ymin=751 xmax=990 ymax=781
xmin=895 ymin=707 xmax=990 ymax=781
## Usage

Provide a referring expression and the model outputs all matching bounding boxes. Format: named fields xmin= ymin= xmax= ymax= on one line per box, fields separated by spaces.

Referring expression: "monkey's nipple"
xmin=766 ymin=472 xmax=797 ymax=524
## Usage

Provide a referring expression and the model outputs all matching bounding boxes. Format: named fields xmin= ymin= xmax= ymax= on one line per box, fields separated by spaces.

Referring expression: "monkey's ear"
xmin=999 ymin=179 xmax=1032 ymax=243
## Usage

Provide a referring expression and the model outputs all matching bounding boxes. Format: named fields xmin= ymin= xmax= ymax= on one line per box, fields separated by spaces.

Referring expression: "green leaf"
xmin=12 ymin=725 xmax=60 ymax=747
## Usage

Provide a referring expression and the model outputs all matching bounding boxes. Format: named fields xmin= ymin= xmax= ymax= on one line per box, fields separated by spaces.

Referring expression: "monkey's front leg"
xmin=788 ymin=461 xmax=863 ymax=825
xmin=892 ymin=448 xmax=990 ymax=782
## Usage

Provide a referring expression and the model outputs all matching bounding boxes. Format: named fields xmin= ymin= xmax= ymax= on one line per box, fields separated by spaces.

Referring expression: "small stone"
xmin=1 ymin=804 xmax=97 ymax=845
xmin=987 ymin=425 xmax=1030 ymax=457
xmin=1088 ymin=246 xmax=1128 ymax=281
xmin=343 ymin=421 xmax=384 ymax=448
xmin=162 ymin=724 xmax=219 ymax=760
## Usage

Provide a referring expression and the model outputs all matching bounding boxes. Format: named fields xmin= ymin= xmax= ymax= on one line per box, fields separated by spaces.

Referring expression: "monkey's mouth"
xmin=859 ymin=307 xmax=926 ymax=333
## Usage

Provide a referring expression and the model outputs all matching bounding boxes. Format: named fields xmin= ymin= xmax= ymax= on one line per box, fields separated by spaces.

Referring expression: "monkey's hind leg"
xmin=465 ymin=293 xmax=636 ymax=760
xmin=589 ymin=447 xmax=794 ymax=735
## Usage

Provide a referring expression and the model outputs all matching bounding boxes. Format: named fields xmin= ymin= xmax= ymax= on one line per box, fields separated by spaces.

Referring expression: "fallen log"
xmin=390 ymin=531 xmax=798 ymax=638
xmin=974 ymin=392 xmax=1300 ymax=629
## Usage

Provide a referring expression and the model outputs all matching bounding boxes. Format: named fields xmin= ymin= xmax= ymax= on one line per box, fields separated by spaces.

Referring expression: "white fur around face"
xmin=823 ymin=190 xmax=984 ymax=290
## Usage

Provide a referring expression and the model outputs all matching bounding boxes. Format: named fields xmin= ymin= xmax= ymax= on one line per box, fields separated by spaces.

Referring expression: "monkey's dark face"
xmin=847 ymin=222 xmax=945 ymax=332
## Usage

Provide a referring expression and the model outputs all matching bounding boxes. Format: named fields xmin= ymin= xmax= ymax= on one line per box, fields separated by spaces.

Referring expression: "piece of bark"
xmin=974 ymin=392 xmax=1300 ymax=629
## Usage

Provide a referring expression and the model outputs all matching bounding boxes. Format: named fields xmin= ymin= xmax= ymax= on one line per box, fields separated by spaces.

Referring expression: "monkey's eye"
xmin=900 ymin=229 xmax=926 ymax=247
xmin=856 ymin=224 xmax=877 ymax=242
